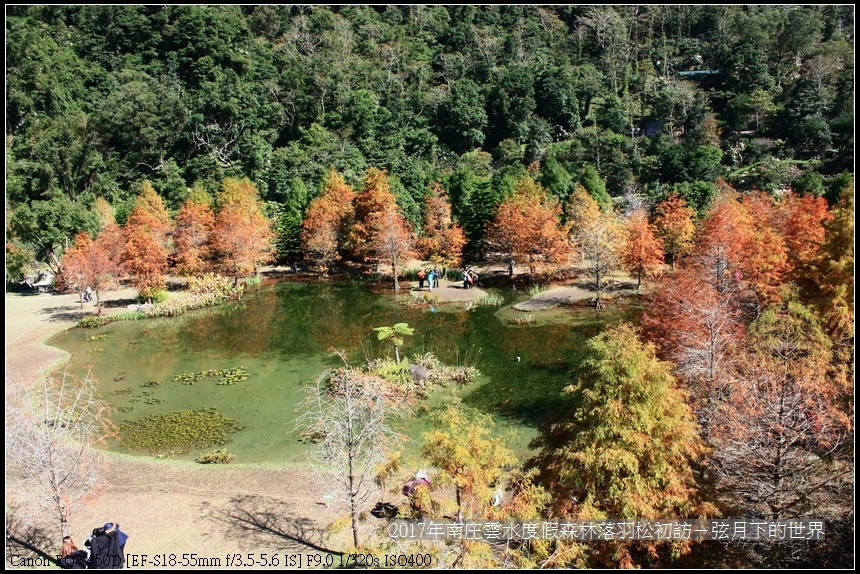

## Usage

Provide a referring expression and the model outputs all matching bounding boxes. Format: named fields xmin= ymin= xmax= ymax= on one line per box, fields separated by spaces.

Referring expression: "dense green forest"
xmin=5 ymin=5 xmax=854 ymax=276
xmin=4 ymin=6 xmax=854 ymax=568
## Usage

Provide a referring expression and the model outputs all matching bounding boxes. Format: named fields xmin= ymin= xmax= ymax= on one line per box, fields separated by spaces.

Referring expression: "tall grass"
xmin=473 ymin=292 xmax=504 ymax=307
xmin=527 ymin=283 xmax=550 ymax=297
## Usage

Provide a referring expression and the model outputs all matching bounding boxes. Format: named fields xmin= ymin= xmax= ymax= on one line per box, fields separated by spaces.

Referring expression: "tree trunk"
xmin=392 ymin=264 xmax=399 ymax=290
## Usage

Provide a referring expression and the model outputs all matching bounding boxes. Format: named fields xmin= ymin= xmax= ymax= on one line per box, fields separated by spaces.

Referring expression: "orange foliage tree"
xmin=738 ymin=191 xmax=790 ymax=305
xmin=620 ymin=209 xmax=664 ymax=290
xmin=694 ymin=190 xmax=755 ymax=295
xmin=641 ymin=266 xmax=745 ymax=437
xmin=653 ymin=194 xmax=696 ymax=271
xmin=60 ymin=231 xmax=120 ymax=313
xmin=484 ymin=176 xmax=571 ymax=276
xmin=120 ymin=183 xmax=173 ymax=302
xmin=301 ymin=168 xmax=356 ymax=275
xmin=120 ymin=223 xmax=168 ymax=303
xmin=211 ymin=178 xmax=273 ymax=282
xmin=173 ymin=191 xmax=215 ymax=276
xmin=417 ymin=182 xmax=466 ymax=272
xmin=372 ymin=205 xmax=417 ymax=290
xmin=350 ymin=167 xmax=399 ymax=258
xmin=775 ymin=191 xmax=832 ymax=281
xmin=708 ymin=299 xmax=851 ymax=520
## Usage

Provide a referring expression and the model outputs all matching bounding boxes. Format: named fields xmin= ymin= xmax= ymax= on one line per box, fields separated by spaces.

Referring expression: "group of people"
xmin=415 ymin=267 xmax=441 ymax=292
xmin=462 ymin=267 xmax=479 ymax=289
xmin=59 ymin=522 xmax=128 ymax=569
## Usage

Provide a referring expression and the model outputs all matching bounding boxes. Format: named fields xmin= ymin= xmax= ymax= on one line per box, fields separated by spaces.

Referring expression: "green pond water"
xmin=49 ymin=279 xmax=635 ymax=466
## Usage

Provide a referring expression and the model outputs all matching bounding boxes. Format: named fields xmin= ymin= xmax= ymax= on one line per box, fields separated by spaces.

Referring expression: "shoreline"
xmin=5 ymin=273 xmax=604 ymax=566
xmin=5 ymin=287 xmax=348 ymax=567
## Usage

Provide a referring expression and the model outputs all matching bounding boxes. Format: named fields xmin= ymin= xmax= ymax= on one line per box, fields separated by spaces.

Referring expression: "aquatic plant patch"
xmin=119 ymin=407 xmax=244 ymax=454
xmin=172 ymin=366 xmax=250 ymax=385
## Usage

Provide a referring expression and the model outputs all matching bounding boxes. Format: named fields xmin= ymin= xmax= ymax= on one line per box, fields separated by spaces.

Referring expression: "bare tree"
xmin=572 ymin=212 xmax=624 ymax=306
xmin=295 ymin=364 xmax=406 ymax=549
xmin=5 ymin=370 xmax=115 ymax=539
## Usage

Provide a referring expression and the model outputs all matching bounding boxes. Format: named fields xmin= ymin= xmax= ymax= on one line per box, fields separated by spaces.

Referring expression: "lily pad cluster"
xmin=119 ymin=407 xmax=244 ymax=454
xmin=172 ymin=366 xmax=249 ymax=386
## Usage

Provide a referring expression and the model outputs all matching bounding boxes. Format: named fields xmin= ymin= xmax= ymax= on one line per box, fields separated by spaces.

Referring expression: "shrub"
xmin=137 ymin=289 xmax=169 ymax=304
xmin=188 ymin=272 xmax=240 ymax=300
xmin=78 ymin=315 xmax=113 ymax=328
xmin=195 ymin=449 xmax=233 ymax=464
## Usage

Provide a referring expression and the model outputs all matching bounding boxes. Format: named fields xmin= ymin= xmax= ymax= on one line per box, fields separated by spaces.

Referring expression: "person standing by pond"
xmin=432 ymin=267 xmax=440 ymax=289
xmin=427 ymin=268 xmax=436 ymax=292
xmin=416 ymin=268 xmax=426 ymax=291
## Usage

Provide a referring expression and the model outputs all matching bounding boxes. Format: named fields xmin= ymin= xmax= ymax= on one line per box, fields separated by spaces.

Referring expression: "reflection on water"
xmin=50 ymin=280 xmax=634 ymax=464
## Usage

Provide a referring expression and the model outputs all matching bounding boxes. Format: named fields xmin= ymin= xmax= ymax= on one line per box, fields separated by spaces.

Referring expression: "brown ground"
xmin=4 ymin=270 xmax=609 ymax=568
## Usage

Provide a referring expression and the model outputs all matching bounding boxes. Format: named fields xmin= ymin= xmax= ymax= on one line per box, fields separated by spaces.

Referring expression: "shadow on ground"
xmin=5 ymin=510 xmax=58 ymax=567
xmin=212 ymin=494 xmax=340 ymax=556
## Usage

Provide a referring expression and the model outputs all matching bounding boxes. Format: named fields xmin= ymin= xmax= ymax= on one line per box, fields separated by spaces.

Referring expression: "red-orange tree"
xmin=350 ymin=167 xmax=398 ymax=258
xmin=120 ymin=183 xmax=173 ymax=302
xmin=738 ymin=191 xmax=790 ymax=305
xmin=121 ymin=218 xmax=168 ymax=303
xmin=173 ymin=192 xmax=215 ymax=276
xmin=211 ymin=178 xmax=273 ymax=282
xmin=694 ymin=190 xmax=755 ymax=295
xmin=417 ymin=182 xmax=466 ymax=271
xmin=484 ymin=176 xmax=571 ymax=275
xmin=641 ymin=266 xmax=745 ymax=437
xmin=301 ymin=169 xmax=356 ymax=275
xmin=621 ymin=209 xmax=664 ymax=290
xmin=653 ymin=194 xmax=696 ymax=271
xmin=61 ymin=231 xmax=119 ymax=313
xmin=775 ymin=191 xmax=832 ymax=281
xmin=372 ymin=205 xmax=417 ymax=290
xmin=709 ymin=299 xmax=850 ymax=520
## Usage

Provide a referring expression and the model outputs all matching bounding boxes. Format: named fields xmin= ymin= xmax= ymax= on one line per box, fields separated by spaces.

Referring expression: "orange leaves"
xmin=372 ymin=205 xmax=416 ymax=290
xmin=120 ymin=224 xmax=168 ymax=300
xmin=301 ymin=169 xmax=356 ymax=273
xmin=653 ymin=194 xmax=695 ymax=271
xmin=418 ymin=182 xmax=466 ymax=268
xmin=211 ymin=177 xmax=273 ymax=279
xmin=351 ymin=167 xmax=399 ymax=257
xmin=621 ymin=209 xmax=664 ymax=290
xmin=484 ymin=176 xmax=571 ymax=275
xmin=173 ymin=198 xmax=215 ymax=276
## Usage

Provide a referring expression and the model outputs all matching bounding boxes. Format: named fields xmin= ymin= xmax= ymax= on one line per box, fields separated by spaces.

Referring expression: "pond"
xmin=49 ymin=279 xmax=635 ymax=466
